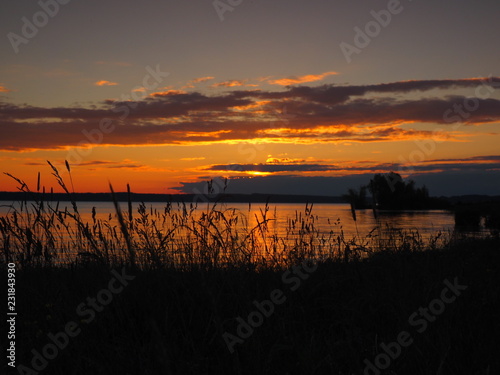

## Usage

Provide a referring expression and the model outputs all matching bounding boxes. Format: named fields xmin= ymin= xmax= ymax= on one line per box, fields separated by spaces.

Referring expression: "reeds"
xmin=0 ymin=162 xmax=455 ymax=270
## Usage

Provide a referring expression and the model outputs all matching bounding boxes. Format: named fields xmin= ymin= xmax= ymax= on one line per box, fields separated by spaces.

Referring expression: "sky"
xmin=1 ymin=0 xmax=500 ymax=196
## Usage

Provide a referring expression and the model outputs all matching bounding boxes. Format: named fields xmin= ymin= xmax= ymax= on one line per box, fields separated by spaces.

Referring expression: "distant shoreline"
xmin=0 ymin=191 xmax=346 ymax=204
xmin=0 ymin=191 xmax=499 ymax=205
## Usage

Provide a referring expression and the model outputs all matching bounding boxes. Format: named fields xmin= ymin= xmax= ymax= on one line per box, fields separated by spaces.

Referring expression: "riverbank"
xmin=4 ymin=236 xmax=499 ymax=375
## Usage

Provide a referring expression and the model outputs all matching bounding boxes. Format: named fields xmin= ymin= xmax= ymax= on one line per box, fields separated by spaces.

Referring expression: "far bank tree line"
xmin=343 ymin=172 xmax=450 ymax=210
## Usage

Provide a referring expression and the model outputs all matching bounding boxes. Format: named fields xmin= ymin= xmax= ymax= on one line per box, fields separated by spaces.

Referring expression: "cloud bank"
xmin=1 ymin=77 xmax=499 ymax=151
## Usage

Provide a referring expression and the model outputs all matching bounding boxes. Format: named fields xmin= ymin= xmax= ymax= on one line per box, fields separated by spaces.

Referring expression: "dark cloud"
xmin=1 ymin=77 xmax=499 ymax=151
xmin=207 ymin=164 xmax=334 ymax=172
xmin=177 ymin=155 xmax=500 ymax=196
xmin=78 ymin=160 xmax=145 ymax=169
xmin=174 ymin=170 xmax=500 ymax=197
xmin=424 ymin=155 xmax=500 ymax=163
xmin=205 ymin=163 xmax=397 ymax=173
xmin=79 ymin=160 xmax=116 ymax=166
xmin=409 ymin=162 xmax=500 ymax=173
xmin=243 ymin=77 xmax=500 ymax=104
xmin=206 ymin=158 xmax=500 ymax=174
xmin=410 ymin=170 xmax=500 ymax=196
xmin=105 ymin=164 xmax=145 ymax=169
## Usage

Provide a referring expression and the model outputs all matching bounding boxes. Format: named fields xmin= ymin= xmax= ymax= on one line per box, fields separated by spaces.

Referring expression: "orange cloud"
xmin=182 ymin=76 xmax=216 ymax=89
xmin=192 ymin=76 xmax=215 ymax=83
xmin=268 ymin=71 xmax=338 ymax=86
xmin=210 ymin=80 xmax=259 ymax=88
xmin=150 ymin=89 xmax=187 ymax=97
xmin=95 ymin=80 xmax=118 ymax=86
xmin=233 ymin=100 xmax=272 ymax=111
xmin=180 ymin=157 xmax=206 ymax=161
xmin=0 ymin=85 xmax=11 ymax=92
xmin=211 ymin=80 xmax=247 ymax=88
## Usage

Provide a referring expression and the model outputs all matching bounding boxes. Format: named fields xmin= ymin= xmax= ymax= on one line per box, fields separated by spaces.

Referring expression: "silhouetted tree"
xmin=368 ymin=172 xmax=430 ymax=209
xmin=344 ymin=172 xmax=450 ymax=211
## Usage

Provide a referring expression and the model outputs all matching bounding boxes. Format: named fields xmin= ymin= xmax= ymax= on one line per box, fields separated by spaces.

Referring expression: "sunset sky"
xmin=1 ymin=0 xmax=500 ymax=196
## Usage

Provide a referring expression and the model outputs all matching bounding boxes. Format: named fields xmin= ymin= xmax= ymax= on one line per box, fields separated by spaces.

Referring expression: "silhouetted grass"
xmin=2 ymin=163 xmax=499 ymax=374
xmin=5 ymin=237 xmax=498 ymax=374
xmin=2 ymin=163 xmax=453 ymax=270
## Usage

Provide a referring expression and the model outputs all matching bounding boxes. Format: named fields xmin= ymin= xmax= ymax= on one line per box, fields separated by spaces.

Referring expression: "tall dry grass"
xmin=1 ymin=162 xmax=451 ymax=270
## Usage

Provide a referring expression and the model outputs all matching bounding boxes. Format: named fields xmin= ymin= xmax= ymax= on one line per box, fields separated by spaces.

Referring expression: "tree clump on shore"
xmin=344 ymin=172 xmax=450 ymax=210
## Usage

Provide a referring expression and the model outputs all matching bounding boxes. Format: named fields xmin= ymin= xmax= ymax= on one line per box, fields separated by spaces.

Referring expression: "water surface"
xmin=0 ymin=201 xmax=456 ymax=239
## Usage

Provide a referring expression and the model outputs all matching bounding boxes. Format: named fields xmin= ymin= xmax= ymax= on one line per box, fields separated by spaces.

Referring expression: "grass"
xmin=0 ymin=166 xmax=455 ymax=270
xmin=1 ymin=162 xmax=499 ymax=374
xmin=5 ymin=238 xmax=499 ymax=374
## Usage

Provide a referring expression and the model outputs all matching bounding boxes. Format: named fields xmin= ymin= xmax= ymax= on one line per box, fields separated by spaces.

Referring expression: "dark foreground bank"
xmin=4 ymin=237 xmax=500 ymax=375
